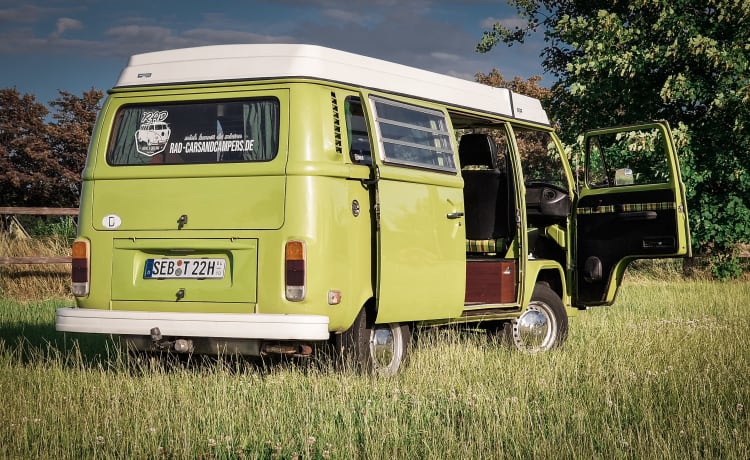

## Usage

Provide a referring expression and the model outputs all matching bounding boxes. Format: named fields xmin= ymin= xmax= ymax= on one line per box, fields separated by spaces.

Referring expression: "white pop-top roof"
xmin=116 ymin=44 xmax=550 ymax=126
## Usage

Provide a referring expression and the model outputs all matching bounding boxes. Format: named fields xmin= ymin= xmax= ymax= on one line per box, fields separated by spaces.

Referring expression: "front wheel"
xmin=504 ymin=283 xmax=568 ymax=352
xmin=335 ymin=307 xmax=411 ymax=376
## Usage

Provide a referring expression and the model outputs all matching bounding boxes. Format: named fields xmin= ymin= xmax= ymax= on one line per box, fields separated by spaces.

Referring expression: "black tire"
xmin=503 ymin=283 xmax=568 ymax=352
xmin=335 ymin=306 xmax=411 ymax=376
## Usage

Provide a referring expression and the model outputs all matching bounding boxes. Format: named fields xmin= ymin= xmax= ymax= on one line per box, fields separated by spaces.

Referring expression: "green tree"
xmin=475 ymin=68 xmax=551 ymax=101
xmin=0 ymin=88 xmax=54 ymax=206
xmin=47 ymin=88 xmax=104 ymax=202
xmin=0 ymin=88 xmax=103 ymax=207
xmin=474 ymin=69 xmax=558 ymax=177
xmin=479 ymin=0 xmax=750 ymax=277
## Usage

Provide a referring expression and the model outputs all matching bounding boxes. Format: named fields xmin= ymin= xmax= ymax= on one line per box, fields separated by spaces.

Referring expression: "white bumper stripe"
xmin=56 ymin=308 xmax=330 ymax=341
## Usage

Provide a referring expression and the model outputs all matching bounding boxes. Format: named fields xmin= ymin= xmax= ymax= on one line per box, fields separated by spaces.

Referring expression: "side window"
xmin=345 ymin=97 xmax=371 ymax=165
xmin=585 ymin=127 xmax=670 ymax=188
xmin=514 ymin=127 xmax=568 ymax=190
xmin=370 ymin=96 xmax=456 ymax=172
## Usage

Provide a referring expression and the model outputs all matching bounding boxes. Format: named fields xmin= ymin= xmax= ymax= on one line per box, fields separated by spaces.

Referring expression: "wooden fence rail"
xmin=0 ymin=256 xmax=73 ymax=264
xmin=0 ymin=207 xmax=78 ymax=265
xmin=0 ymin=207 xmax=79 ymax=216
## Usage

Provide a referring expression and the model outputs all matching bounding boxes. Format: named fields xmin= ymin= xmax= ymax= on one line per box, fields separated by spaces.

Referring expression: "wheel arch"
xmin=523 ymin=260 xmax=570 ymax=310
xmin=331 ymin=296 xmax=376 ymax=334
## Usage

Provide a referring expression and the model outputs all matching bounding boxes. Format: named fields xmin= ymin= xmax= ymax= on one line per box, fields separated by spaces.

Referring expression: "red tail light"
xmin=285 ymin=240 xmax=305 ymax=301
xmin=71 ymin=239 xmax=90 ymax=297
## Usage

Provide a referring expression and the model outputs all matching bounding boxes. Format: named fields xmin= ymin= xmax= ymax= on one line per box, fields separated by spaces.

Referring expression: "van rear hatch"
xmin=110 ymin=237 xmax=258 ymax=304
xmin=90 ymin=92 xmax=288 ymax=307
xmin=92 ymin=175 xmax=285 ymax=231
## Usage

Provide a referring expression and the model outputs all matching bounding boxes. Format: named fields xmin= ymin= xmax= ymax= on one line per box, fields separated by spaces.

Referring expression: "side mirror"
xmin=614 ymin=168 xmax=634 ymax=186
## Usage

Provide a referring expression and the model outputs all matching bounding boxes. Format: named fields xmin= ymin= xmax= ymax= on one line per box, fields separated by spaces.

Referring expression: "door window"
xmin=370 ymin=96 xmax=456 ymax=172
xmin=586 ymin=127 xmax=670 ymax=187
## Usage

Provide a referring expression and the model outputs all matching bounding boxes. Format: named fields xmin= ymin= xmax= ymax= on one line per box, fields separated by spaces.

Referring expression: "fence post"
xmin=0 ymin=207 xmax=79 ymax=265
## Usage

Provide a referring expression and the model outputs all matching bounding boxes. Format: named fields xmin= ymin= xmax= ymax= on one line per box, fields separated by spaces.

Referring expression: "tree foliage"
xmin=0 ymin=88 xmax=103 ymax=207
xmin=479 ymin=0 xmax=750 ymax=277
xmin=474 ymin=69 xmax=561 ymax=180
xmin=475 ymin=68 xmax=551 ymax=101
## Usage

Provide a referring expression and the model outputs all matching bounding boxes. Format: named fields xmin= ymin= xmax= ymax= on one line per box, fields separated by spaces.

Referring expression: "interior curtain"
xmin=243 ymin=100 xmax=279 ymax=161
xmin=108 ymin=108 xmax=145 ymax=165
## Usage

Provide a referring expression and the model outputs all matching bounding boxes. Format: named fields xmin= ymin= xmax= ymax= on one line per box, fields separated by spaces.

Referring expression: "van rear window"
xmin=107 ymin=98 xmax=279 ymax=165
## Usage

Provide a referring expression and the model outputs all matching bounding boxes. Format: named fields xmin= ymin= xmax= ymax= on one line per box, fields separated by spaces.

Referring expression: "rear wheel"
xmin=335 ymin=306 xmax=411 ymax=376
xmin=504 ymin=283 xmax=568 ymax=352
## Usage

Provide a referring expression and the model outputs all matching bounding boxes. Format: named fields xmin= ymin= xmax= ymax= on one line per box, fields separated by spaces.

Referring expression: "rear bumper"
xmin=55 ymin=307 xmax=330 ymax=341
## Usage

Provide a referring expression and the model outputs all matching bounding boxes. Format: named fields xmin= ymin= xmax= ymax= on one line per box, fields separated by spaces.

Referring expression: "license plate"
xmin=144 ymin=258 xmax=225 ymax=279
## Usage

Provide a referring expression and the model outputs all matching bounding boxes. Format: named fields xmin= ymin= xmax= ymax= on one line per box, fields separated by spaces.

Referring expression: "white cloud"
xmin=0 ymin=5 xmax=46 ymax=24
xmin=322 ymin=8 xmax=374 ymax=25
xmin=430 ymin=51 xmax=460 ymax=61
xmin=106 ymin=25 xmax=174 ymax=44
xmin=181 ymin=28 xmax=294 ymax=45
xmin=51 ymin=17 xmax=82 ymax=38
xmin=100 ymin=24 xmax=295 ymax=56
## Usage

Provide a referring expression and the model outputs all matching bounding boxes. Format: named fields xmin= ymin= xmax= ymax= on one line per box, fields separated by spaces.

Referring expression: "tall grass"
xmin=0 ymin=234 xmax=72 ymax=301
xmin=1 ymin=281 xmax=748 ymax=458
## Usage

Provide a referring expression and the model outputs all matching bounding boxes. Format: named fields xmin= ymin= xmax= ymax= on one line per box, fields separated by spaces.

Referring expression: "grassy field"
xmin=0 ymin=280 xmax=748 ymax=459
xmin=0 ymin=234 xmax=72 ymax=300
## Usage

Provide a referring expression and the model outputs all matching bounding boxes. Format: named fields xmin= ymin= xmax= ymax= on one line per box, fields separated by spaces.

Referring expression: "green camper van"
xmin=56 ymin=44 xmax=691 ymax=375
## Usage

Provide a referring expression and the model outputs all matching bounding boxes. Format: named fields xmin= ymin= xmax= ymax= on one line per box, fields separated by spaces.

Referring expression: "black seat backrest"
xmin=459 ymin=134 xmax=507 ymax=240
xmin=463 ymin=168 xmax=503 ymax=239
xmin=459 ymin=133 xmax=498 ymax=169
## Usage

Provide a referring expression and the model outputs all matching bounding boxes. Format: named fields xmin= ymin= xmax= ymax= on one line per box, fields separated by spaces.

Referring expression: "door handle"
xmin=446 ymin=212 xmax=464 ymax=219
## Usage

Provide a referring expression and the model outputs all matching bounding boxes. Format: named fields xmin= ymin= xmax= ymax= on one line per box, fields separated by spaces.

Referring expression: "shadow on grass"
xmin=0 ymin=319 xmax=327 ymax=377
xmin=0 ymin=314 xmax=503 ymax=377
xmin=0 ymin=321 xmax=115 ymax=366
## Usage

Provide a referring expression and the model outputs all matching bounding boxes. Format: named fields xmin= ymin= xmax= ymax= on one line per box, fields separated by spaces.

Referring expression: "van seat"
xmin=459 ymin=134 xmax=510 ymax=256
xmin=459 ymin=133 xmax=498 ymax=169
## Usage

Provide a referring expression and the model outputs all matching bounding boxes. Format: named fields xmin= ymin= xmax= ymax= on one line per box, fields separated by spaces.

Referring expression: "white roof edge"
xmin=115 ymin=44 xmax=550 ymax=126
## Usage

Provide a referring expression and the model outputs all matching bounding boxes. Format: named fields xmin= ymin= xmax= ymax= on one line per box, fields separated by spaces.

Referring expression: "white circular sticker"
xmin=102 ymin=214 xmax=122 ymax=230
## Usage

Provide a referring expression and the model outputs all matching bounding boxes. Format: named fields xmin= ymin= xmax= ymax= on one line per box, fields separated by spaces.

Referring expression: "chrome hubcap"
xmin=370 ymin=324 xmax=403 ymax=375
xmin=513 ymin=302 xmax=556 ymax=352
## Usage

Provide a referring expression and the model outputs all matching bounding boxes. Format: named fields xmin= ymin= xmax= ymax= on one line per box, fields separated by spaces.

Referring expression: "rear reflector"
xmin=71 ymin=239 xmax=90 ymax=297
xmin=285 ymin=240 xmax=305 ymax=301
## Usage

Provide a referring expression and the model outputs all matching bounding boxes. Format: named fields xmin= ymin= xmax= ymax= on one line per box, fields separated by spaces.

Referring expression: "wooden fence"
xmin=0 ymin=207 xmax=78 ymax=265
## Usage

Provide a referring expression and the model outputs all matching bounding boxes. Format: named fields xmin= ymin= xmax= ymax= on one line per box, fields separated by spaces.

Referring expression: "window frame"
xmin=584 ymin=127 xmax=671 ymax=189
xmin=105 ymin=96 xmax=281 ymax=167
xmin=369 ymin=96 xmax=457 ymax=173
xmin=511 ymin=124 xmax=570 ymax=191
xmin=344 ymin=96 xmax=372 ymax=165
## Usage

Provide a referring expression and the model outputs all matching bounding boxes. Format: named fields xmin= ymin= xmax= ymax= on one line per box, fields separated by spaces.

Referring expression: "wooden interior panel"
xmin=465 ymin=260 xmax=516 ymax=304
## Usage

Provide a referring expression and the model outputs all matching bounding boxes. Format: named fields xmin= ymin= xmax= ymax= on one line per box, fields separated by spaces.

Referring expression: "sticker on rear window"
xmin=135 ymin=111 xmax=171 ymax=157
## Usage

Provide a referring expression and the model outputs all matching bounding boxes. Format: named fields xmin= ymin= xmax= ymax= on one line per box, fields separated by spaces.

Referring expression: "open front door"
xmin=574 ymin=121 xmax=691 ymax=306
xmin=366 ymin=95 xmax=466 ymax=323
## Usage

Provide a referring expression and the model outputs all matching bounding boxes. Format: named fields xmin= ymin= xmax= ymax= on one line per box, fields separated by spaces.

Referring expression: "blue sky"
xmin=0 ymin=0 xmax=547 ymax=107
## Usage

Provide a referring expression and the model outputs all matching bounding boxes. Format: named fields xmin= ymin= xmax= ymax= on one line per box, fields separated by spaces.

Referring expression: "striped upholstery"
xmin=577 ymin=201 xmax=675 ymax=215
xmin=466 ymin=238 xmax=505 ymax=254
